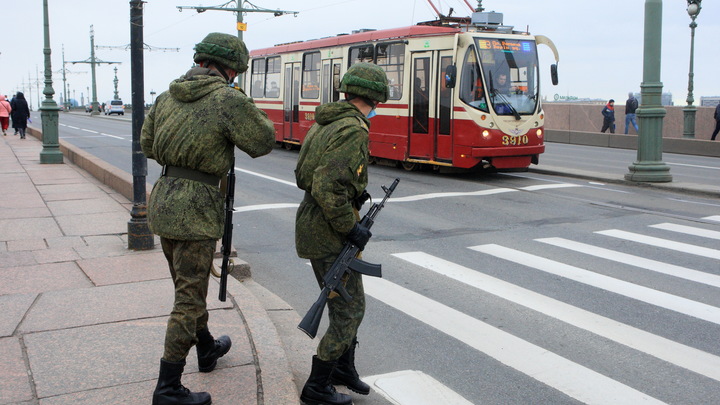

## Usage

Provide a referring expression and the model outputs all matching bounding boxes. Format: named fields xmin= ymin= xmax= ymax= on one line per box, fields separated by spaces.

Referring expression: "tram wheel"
xmin=283 ymin=142 xmax=294 ymax=150
xmin=401 ymin=161 xmax=418 ymax=171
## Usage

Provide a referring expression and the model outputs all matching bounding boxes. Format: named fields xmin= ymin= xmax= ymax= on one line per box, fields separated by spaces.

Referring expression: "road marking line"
xmin=363 ymin=370 xmax=473 ymax=405
xmin=596 ymin=230 xmax=720 ymax=260
xmin=81 ymin=129 xmax=99 ymax=134
xmin=389 ymin=188 xmax=516 ymax=202
xmin=364 ymin=277 xmax=665 ymax=405
xmin=536 ymin=237 xmax=720 ymax=288
xmin=394 ymin=251 xmax=720 ymax=382
xmin=100 ymin=133 xmax=124 ymax=140
xmin=469 ymin=244 xmax=720 ymax=325
xmin=666 ymin=161 xmax=720 ymax=170
xmin=233 ymin=203 xmax=298 ymax=213
xmin=67 ymin=125 xmax=80 ymax=129
xmin=650 ymin=223 xmax=720 ymax=240
xmin=705 ymin=216 xmax=720 ymax=223
xmin=237 ymin=167 xmax=296 ymax=187
xmin=520 ymin=183 xmax=580 ymax=191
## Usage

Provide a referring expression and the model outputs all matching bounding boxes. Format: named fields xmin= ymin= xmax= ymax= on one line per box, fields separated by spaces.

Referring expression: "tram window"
xmin=439 ymin=56 xmax=452 ymax=135
xmin=349 ymin=44 xmax=374 ymax=65
xmin=302 ymin=52 xmax=321 ymax=99
xmin=265 ymin=57 xmax=281 ymax=98
xmin=459 ymin=47 xmax=488 ymax=112
xmin=412 ymin=59 xmax=430 ymax=134
xmin=376 ymin=42 xmax=405 ymax=100
xmin=250 ymin=58 xmax=266 ymax=98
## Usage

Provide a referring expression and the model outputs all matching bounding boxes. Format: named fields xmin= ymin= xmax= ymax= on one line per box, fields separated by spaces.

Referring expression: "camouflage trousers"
xmin=310 ymin=256 xmax=365 ymax=361
xmin=160 ymin=237 xmax=216 ymax=362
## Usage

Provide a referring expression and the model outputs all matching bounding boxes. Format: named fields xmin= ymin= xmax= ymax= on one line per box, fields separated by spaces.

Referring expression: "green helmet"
xmin=193 ymin=32 xmax=249 ymax=74
xmin=339 ymin=62 xmax=389 ymax=103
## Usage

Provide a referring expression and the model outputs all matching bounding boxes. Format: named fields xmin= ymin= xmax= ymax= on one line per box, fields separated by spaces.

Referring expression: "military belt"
xmin=162 ymin=165 xmax=221 ymax=187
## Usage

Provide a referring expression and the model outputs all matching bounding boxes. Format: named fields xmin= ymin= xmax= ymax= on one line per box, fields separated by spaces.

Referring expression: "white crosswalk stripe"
xmin=363 ymin=276 xmax=666 ymax=405
xmin=649 ymin=222 xmax=720 ymax=240
xmin=595 ymin=229 xmax=720 ymax=259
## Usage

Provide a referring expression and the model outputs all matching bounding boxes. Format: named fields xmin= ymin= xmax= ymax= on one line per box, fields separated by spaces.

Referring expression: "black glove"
xmin=346 ymin=222 xmax=372 ymax=251
xmin=352 ymin=190 xmax=371 ymax=210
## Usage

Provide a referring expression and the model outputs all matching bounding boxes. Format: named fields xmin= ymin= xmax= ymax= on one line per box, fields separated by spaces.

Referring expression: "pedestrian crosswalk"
xmin=363 ymin=217 xmax=720 ymax=404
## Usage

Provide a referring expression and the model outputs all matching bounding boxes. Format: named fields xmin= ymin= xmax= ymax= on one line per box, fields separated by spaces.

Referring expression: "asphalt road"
xmin=36 ymin=111 xmax=720 ymax=404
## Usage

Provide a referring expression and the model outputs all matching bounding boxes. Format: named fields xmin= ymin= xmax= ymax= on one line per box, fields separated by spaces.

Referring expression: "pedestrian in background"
xmin=10 ymin=92 xmax=30 ymax=139
xmin=141 ymin=32 xmax=275 ymax=405
xmin=711 ymin=103 xmax=720 ymax=141
xmin=601 ymin=99 xmax=615 ymax=134
xmin=624 ymin=92 xmax=639 ymax=134
xmin=294 ymin=62 xmax=389 ymax=405
xmin=0 ymin=95 xmax=11 ymax=136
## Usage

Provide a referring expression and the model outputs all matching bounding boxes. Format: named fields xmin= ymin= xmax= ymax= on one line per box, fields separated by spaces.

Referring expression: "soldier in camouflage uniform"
xmin=295 ymin=62 xmax=389 ymax=405
xmin=141 ymin=32 xmax=275 ymax=405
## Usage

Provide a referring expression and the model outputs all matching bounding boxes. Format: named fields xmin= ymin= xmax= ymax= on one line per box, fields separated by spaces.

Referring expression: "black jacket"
xmin=10 ymin=95 xmax=30 ymax=129
xmin=625 ymin=97 xmax=638 ymax=114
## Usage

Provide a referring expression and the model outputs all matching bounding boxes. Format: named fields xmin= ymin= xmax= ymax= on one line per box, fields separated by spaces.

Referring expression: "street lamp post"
xmin=127 ymin=0 xmax=154 ymax=250
xmin=39 ymin=0 xmax=63 ymax=164
xmin=625 ymin=0 xmax=671 ymax=182
xmin=150 ymin=90 xmax=156 ymax=106
xmin=682 ymin=0 xmax=702 ymax=139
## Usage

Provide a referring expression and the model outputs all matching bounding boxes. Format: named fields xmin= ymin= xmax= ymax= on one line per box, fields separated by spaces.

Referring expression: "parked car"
xmin=104 ymin=100 xmax=125 ymax=116
xmin=85 ymin=103 xmax=92 ymax=113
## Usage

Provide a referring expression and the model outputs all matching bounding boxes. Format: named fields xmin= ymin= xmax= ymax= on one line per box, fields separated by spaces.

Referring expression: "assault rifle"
xmin=298 ymin=178 xmax=400 ymax=338
xmin=218 ymin=158 xmax=235 ymax=302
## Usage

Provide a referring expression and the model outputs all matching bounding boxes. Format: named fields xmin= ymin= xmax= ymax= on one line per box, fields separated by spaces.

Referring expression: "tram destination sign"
xmin=478 ymin=39 xmax=532 ymax=53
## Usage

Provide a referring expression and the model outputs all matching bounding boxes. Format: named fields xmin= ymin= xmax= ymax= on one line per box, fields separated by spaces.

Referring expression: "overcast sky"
xmin=1 ymin=0 xmax=718 ymax=108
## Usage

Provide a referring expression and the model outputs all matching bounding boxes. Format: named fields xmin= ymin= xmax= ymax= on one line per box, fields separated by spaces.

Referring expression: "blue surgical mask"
xmin=366 ymin=109 xmax=377 ymax=119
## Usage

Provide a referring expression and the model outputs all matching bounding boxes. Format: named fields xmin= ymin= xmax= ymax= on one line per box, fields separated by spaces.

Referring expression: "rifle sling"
xmin=162 ymin=165 xmax=221 ymax=187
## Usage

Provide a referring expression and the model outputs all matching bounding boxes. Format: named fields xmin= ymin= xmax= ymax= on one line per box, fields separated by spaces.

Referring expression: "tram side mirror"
xmin=445 ymin=65 xmax=457 ymax=88
xmin=550 ymin=64 xmax=559 ymax=86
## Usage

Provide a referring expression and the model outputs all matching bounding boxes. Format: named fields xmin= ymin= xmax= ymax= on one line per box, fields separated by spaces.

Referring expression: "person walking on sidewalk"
xmin=624 ymin=92 xmax=639 ymax=134
xmin=600 ymin=99 xmax=616 ymax=134
xmin=712 ymin=103 xmax=720 ymax=141
xmin=141 ymin=32 xmax=275 ymax=405
xmin=294 ymin=62 xmax=389 ymax=405
xmin=10 ymin=92 xmax=30 ymax=139
xmin=0 ymin=95 xmax=12 ymax=136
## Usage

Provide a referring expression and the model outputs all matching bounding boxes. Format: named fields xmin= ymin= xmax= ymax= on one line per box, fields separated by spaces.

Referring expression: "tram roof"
xmin=250 ymin=25 xmax=461 ymax=57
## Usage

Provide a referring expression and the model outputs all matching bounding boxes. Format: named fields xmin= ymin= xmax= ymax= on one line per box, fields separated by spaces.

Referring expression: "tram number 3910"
xmin=502 ymin=135 xmax=529 ymax=146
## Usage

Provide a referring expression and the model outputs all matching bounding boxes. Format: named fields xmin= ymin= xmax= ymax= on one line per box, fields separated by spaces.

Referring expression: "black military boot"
xmin=330 ymin=337 xmax=370 ymax=395
xmin=196 ymin=327 xmax=232 ymax=373
xmin=300 ymin=356 xmax=352 ymax=405
xmin=152 ymin=359 xmax=211 ymax=405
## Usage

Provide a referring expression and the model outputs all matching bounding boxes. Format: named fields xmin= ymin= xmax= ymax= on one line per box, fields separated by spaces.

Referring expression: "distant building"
xmin=635 ymin=92 xmax=674 ymax=106
xmin=700 ymin=96 xmax=720 ymax=107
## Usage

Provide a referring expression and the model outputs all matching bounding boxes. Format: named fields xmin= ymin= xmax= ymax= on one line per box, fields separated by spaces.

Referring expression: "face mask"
xmin=366 ymin=109 xmax=377 ymax=119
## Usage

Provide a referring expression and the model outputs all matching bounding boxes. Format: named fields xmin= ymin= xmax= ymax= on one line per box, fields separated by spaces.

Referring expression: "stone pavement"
xmin=0 ymin=133 xmax=300 ymax=405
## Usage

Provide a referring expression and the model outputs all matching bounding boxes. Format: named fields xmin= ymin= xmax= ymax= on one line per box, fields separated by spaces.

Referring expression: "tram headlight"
xmin=536 ymin=129 xmax=543 ymax=138
xmin=482 ymin=130 xmax=490 ymax=138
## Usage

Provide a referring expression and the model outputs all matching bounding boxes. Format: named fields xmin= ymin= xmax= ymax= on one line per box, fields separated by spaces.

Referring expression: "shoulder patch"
xmin=354 ymin=116 xmax=369 ymax=132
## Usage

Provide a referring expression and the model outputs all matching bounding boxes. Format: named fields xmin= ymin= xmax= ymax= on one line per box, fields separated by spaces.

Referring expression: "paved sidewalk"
xmin=0 ymin=133 xmax=299 ymax=405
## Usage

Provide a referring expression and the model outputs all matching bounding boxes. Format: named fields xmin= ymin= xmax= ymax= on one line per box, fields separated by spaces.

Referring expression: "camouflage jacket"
xmin=141 ymin=67 xmax=275 ymax=240
xmin=295 ymin=101 xmax=370 ymax=259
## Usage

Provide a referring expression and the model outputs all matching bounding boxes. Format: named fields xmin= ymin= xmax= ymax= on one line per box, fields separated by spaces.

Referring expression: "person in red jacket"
xmin=0 ymin=95 xmax=12 ymax=136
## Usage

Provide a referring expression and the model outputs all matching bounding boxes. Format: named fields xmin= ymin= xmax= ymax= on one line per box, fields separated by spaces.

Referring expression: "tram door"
xmin=283 ymin=62 xmax=301 ymax=142
xmin=409 ymin=51 xmax=453 ymax=161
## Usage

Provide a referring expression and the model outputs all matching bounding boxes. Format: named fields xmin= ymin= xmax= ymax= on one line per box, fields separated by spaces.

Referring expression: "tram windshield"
xmin=461 ymin=37 xmax=539 ymax=117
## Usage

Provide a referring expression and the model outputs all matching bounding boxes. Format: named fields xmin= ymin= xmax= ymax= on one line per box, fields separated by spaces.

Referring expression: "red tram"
xmin=246 ymin=10 xmax=559 ymax=170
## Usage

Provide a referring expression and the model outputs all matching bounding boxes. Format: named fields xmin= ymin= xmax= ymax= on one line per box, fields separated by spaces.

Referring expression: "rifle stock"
xmin=218 ymin=158 xmax=236 ymax=302
xmin=297 ymin=178 xmax=399 ymax=338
